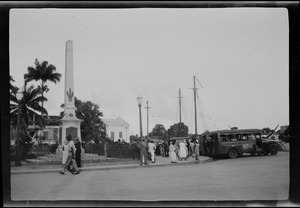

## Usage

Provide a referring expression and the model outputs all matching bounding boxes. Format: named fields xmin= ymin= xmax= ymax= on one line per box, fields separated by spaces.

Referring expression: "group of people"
xmin=169 ymin=139 xmax=200 ymax=163
xmin=59 ymin=135 xmax=82 ymax=175
xmin=137 ymin=138 xmax=201 ymax=165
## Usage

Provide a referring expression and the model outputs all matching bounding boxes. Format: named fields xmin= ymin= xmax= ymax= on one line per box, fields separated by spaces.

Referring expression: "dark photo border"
xmin=1 ymin=1 xmax=299 ymax=207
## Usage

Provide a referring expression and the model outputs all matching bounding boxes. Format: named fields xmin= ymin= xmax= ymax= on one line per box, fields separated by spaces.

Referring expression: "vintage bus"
xmin=200 ymin=129 xmax=268 ymax=159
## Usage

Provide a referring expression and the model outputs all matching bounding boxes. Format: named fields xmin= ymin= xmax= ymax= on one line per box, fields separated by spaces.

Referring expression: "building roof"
xmin=102 ymin=117 xmax=129 ymax=128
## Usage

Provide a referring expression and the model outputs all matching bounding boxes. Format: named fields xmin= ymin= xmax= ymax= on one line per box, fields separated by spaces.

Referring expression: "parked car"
xmin=255 ymin=138 xmax=283 ymax=156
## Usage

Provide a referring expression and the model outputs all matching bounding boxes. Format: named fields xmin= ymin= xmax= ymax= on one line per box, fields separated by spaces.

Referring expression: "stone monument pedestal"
xmin=60 ymin=118 xmax=82 ymax=144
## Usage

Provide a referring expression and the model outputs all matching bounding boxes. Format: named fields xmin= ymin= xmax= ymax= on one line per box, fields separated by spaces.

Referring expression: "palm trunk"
xmin=41 ymin=81 xmax=44 ymax=137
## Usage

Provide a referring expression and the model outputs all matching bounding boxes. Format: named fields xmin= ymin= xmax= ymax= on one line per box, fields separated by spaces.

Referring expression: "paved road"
xmin=10 ymin=152 xmax=289 ymax=202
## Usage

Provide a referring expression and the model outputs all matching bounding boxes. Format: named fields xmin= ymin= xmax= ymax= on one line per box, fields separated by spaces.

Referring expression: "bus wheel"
xmin=269 ymin=146 xmax=278 ymax=155
xmin=228 ymin=149 xmax=238 ymax=159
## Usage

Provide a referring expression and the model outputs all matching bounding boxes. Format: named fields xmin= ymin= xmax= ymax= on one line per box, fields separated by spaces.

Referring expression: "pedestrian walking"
xmin=62 ymin=139 xmax=69 ymax=166
xmin=169 ymin=140 xmax=177 ymax=163
xmin=194 ymin=140 xmax=200 ymax=160
xmin=148 ymin=140 xmax=156 ymax=163
xmin=75 ymin=137 xmax=82 ymax=168
xmin=59 ymin=135 xmax=80 ymax=175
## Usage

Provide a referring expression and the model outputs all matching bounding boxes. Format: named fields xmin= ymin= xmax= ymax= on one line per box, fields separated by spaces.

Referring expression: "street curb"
xmin=11 ymin=158 xmax=214 ymax=175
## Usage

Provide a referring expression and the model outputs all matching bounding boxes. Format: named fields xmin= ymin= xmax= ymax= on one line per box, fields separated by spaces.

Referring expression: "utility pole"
xmin=145 ymin=100 xmax=151 ymax=137
xmin=193 ymin=76 xmax=198 ymax=136
xmin=178 ymin=88 xmax=183 ymax=136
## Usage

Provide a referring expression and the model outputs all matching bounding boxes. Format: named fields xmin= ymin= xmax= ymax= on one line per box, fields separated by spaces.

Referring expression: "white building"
xmin=102 ymin=117 xmax=130 ymax=143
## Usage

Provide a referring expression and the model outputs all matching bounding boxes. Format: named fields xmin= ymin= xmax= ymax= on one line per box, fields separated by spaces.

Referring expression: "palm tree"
xmin=24 ymin=59 xmax=61 ymax=119
xmin=10 ymin=84 xmax=48 ymax=133
xmin=9 ymin=76 xmax=18 ymax=100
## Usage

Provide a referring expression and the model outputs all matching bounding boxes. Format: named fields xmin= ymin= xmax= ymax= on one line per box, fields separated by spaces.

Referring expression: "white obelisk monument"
xmin=60 ymin=40 xmax=82 ymax=145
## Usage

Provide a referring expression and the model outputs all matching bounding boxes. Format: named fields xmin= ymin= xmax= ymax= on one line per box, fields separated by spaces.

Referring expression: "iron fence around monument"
xmin=84 ymin=142 xmax=140 ymax=159
xmin=84 ymin=142 xmax=104 ymax=155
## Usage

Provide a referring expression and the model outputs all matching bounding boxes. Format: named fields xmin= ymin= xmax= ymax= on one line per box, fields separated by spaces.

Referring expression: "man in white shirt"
xmin=148 ymin=140 xmax=156 ymax=163
xmin=59 ymin=135 xmax=80 ymax=175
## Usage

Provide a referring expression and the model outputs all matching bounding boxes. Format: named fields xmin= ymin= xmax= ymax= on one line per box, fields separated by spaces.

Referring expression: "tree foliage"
xmin=60 ymin=97 xmax=106 ymax=143
xmin=24 ymin=59 xmax=61 ymax=116
xmin=167 ymin=122 xmax=189 ymax=138
xmin=10 ymin=83 xmax=48 ymax=133
xmin=149 ymin=124 xmax=167 ymax=138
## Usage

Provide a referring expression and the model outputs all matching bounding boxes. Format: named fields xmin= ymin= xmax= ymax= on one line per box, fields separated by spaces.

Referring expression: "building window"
xmin=111 ymin=132 xmax=115 ymax=139
xmin=119 ymin=132 xmax=123 ymax=139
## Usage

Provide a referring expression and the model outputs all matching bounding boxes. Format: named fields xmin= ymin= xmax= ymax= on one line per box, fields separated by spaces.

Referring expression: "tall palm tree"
xmin=24 ymin=59 xmax=61 ymax=119
xmin=10 ymin=84 xmax=48 ymax=133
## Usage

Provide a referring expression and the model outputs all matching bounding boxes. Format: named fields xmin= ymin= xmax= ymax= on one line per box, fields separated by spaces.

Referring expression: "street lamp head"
xmin=137 ymin=96 xmax=143 ymax=106
xmin=16 ymin=90 xmax=23 ymax=102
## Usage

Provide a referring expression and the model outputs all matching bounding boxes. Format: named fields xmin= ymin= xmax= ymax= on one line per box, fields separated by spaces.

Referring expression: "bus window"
xmin=249 ymin=134 xmax=255 ymax=141
xmin=241 ymin=134 xmax=249 ymax=141
xmin=220 ymin=135 xmax=228 ymax=142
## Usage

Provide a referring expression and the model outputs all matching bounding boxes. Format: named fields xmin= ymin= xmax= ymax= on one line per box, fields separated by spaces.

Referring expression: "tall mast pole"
xmin=193 ymin=76 xmax=198 ymax=136
xmin=178 ymin=88 xmax=183 ymax=137
xmin=145 ymin=100 xmax=151 ymax=137
xmin=179 ymin=88 xmax=182 ymax=124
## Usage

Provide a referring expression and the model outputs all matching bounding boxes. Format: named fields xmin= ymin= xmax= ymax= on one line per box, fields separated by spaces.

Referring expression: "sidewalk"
xmin=10 ymin=155 xmax=213 ymax=175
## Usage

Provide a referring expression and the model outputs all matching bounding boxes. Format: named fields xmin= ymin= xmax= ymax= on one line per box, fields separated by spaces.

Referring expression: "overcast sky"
xmin=9 ymin=8 xmax=289 ymax=136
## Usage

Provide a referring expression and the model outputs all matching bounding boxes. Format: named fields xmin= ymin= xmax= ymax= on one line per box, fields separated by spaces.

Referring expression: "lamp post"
xmin=15 ymin=90 xmax=23 ymax=166
xmin=137 ymin=96 xmax=144 ymax=165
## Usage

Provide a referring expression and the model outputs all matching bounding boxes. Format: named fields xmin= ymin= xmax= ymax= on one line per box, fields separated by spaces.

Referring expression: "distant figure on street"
xmin=203 ymin=137 xmax=208 ymax=156
xmin=194 ymin=140 xmax=200 ymax=160
xmin=189 ymin=139 xmax=195 ymax=158
xmin=169 ymin=140 xmax=177 ymax=163
xmin=148 ymin=140 xmax=156 ymax=163
xmin=75 ymin=137 xmax=82 ymax=168
xmin=178 ymin=140 xmax=187 ymax=160
xmin=59 ymin=135 xmax=80 ymax=175
xmin=186 ymin=139 xmax=191 ymax=157
xmin=163 ymin=141 xmax=169 ymax=157
xmin=140 ymin=138 xmax=149 ymax=165
xmin=155 ymin=143 xmax=160 ymax=156
xmin=62 ymin=139 xmax=69 ymax=166
xmin=207 ymin=136 xmax=213 ymax=158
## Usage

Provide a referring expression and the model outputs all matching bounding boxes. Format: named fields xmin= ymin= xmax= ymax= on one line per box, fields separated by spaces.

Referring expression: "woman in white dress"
xmin=179 ymin=140 xmax=187 ymax=160
xmin=62 ymin=139 xmax=69 ymax=166
xmin=168 ymin=141 xmax=177 ymax=163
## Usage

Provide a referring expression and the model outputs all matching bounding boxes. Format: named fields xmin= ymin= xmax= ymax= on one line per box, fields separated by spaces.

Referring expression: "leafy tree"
xmin=10 ymin=83 xmax=48 ymax=136
xmin=60 ymin=97 xmax=106 ymax=143
xmin=24 ymin=59 xmax=61 ymax=118
xmin=149 ymin=124 xmax=167 ymax=139
xmin=167 ymin=122 xmax=189 ymax=138
xmin=9 ymin=76 xmax=18 ymax=99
